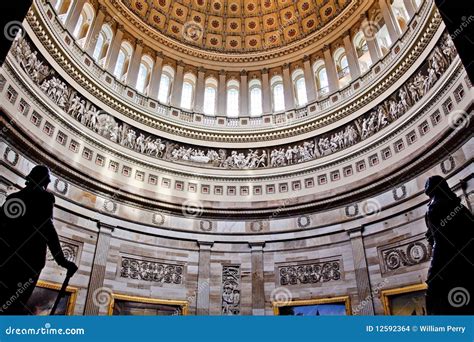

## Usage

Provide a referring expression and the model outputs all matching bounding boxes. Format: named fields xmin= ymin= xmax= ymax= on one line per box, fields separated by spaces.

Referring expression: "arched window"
xmin=92 ymin=24 xmax=113 ymax=66
xmin=226 ymin=79 xmax=240 ymax=117
xmin=136 ymin=55 xmax=154 ymax=94
xmin=73 ymin=2 xmax=95 ymax=48
xmin=292 ymin=69 xmax=308 ymax=107
xmin=157 ymin=65 xmax=174 ymax=104
xmin=334 ymin=47 xmax=351 ymax=88
xmin=271 ymin=75 xmax=285 ymax=112
xmin=353 ymin=31 xmax=372 ymax=73
xmin=249 ymin=79 xmax=263 ymax=116
xmin=373 ymin=14 xmax=392 ymax=55
xmin=54 ymin=0 xmax=72 ymax=22
xmin=181 ymin=73 xmax=196 ymax=110
xmin=113 ymin=41 xmax=133 ymax=82
xmin=203 ymin=77 xmax=218 ymax=115
xmin=390 ymin=0 xmax=410 ymax=31
xmin=313 ymin=60 xmax=329 ymax=96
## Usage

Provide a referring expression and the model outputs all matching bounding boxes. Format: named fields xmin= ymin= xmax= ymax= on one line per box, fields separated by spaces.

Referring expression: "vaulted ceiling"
xmin=122 ymin=0 xmax=351 ymax=53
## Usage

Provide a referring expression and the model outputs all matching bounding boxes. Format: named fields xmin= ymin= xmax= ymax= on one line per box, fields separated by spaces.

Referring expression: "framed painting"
xmin=273 ymin=296 xmax=351 ymax=316
xmin=107 ymin=293 xmax=188 ymax=316
xmin=25 ymin=280 xmax=77 ymax=315
xmin=381 ymin=283 xmax=427 ymax=315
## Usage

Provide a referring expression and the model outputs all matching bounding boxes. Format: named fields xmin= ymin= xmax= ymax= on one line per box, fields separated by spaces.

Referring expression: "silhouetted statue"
xmin=424 ymin=175 xmax=474 ymax=315
xmin=0 ymin=165 xmax=78 ymax=315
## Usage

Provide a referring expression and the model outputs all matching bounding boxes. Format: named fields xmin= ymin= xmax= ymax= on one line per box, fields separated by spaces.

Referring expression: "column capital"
xmin=155 ymin=51 xmax=164 ymax=59
xmin=303 ymin=54 xmax=311 ymax=62
xmin=282 ymin=62 xmax=290 ymax=70
xmin=343 ymin=29 xmax=352 ymax=38
xmin=198 ymin=241 xmax=214 ymax=250
xmin=136 ymin=39 xmax=144 ymax=47
xmin=97 ymin=221 xmax=116 ymax=233
xmin=261 ymin=67 xmax=268 ymax=74
xmin=117 ymin=23 xmax=125 ymax=31
xmin=346 ymin=225 xmax=364 ymax=238
xmin=177 ymin=60 xmax=185 ymax=67
xmin=219 ymin=69 xmax=226 ymax=76
xmin=198 ymin=66 xmax=206 ymax=73
xmin=322 ymin=44 xmax=331 ymax=52
xmin=249 ymin=241 xmax=266 ymax=250
xmin=240 ymin=69 xmax=247 ymax=76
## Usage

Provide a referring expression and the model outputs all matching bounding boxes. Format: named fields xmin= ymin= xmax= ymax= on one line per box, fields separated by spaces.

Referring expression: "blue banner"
xmin=0 ymin=316 xmax=473 ymax=342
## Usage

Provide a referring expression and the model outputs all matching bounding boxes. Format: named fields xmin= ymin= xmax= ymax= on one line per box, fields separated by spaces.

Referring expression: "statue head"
xmin=25 ymin=165 xmax=51 ymax=189
xmin=424 ymin=175 xmax=457 ymax=201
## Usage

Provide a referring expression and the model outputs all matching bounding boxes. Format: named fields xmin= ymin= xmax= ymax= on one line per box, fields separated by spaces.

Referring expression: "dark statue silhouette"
xmin=0 ymin=165 xmax=78 ymax=315
xmin=424 ymin=175 xmax=474 ymax=315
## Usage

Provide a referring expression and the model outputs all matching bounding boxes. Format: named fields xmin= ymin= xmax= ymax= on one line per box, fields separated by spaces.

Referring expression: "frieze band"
xmin=10 ymin=30 xmax=456 ymax=170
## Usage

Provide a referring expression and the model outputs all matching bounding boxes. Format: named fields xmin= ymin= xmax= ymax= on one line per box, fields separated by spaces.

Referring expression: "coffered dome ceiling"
xmin=121 ymin=0 xmax=351 ymax=53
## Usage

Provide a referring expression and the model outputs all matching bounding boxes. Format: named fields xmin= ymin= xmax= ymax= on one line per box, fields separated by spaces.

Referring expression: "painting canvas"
xmin=279 ymin=303 xmax=347 ymax=316
xmin=25 ymin=285 xmax=73 ymax=315
xmin=112 ymin=299 xmax=183 ymax=316
xmin=386 ymin=290 xmax=427 ymax=315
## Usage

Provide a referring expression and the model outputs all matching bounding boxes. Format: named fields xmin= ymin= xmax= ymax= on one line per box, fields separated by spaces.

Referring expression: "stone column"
xmin=323 ymin=45 xmax=339 ymax=93
xmin=84 ymin=5 xmax=106 ymax=55
xmin=261 ymin=69 xmax=271 ymax=114
xmin=343 ymin=31 xmax=361 ymax=79
xmin=360 ymin=13 xmax=381 ymax=64
xmin=249 ymin=242 xmax=265 ymax=316
xmin=170 ymin=61 xmax=185 ymax=107
xmin=125 ymin=40 xmax=144 ymax=88
xmin=65 ymin=0 xmax=87 ymax=34
xmin=240 ymin=70 xmax=249 ymax=117
xmin=105 ymin=25 xmax=124 ymax=74
xmin=404 ymin=0 xmax=416 ymax=19
xmin=196 ymin=241 xmax=213 ymax=315
xmin=84 ymin=222 xmax=114 ymax=315
xmin=194 ymin=67 xmax=206 ymax=113
xmin=217 ymin=70 xmax=227 ymax=115
xmin=347 ymin=226 xmax=375 ymax=315
xmin=282 ymin=64 xmax=295 ymax=111
xmin=303 ymin=56 xmax=317 ymax=103
xmin=379 ymin=0 xmax=400 ymax=43
xmin=148 ymin=52 xmax=164 ymax=101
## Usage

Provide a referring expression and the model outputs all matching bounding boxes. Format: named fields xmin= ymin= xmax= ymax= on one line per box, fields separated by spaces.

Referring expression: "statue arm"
xmin=40 ymin=193 xmax=68 ymax=267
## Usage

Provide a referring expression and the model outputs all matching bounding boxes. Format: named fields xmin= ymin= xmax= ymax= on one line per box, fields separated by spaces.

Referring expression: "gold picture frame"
xmin=273 ymin=296 xmax=351 ymax=316
xmin=107 ymin=293 xmax=189 ymax=316
xmin=29 ymin=280 xmax=78 ymax=315
xmin=380 ymin=283 xmax=427 ymax=315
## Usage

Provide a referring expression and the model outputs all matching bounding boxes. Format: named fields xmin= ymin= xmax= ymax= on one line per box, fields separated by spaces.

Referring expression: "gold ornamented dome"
xmin=120 ymin=0 xmax=350 ymax=53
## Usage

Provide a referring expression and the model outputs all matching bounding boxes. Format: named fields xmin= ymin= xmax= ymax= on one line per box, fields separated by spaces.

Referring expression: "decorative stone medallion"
xmin=392 ymin=185 xmax=407 ymax=201
xmin=3 ymin=147 xmax=19 ymax=166
xmin=297 ymin=215 xmax=311 ymax=228
xmin=54 ymin=178 xmax=69 ymax=195
xmin=440 ymin=155 xmax=455 ymax=174
xmin=152 ymin=212 xmax=165 ymax=225
xmin=345 ymin=204 xmax=359 ymax=217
